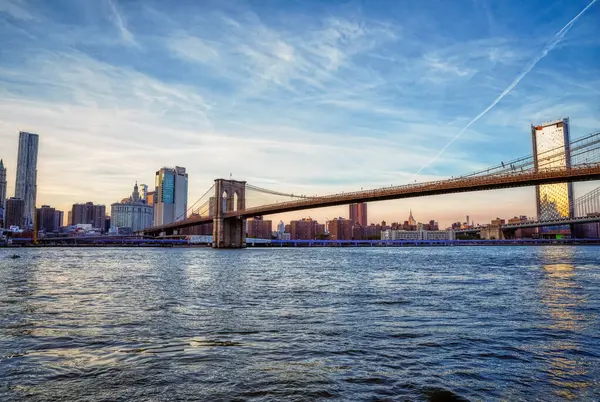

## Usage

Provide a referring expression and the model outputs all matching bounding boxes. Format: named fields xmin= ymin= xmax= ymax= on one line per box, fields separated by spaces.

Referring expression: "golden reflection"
xmin=538 ymin=249 xmax=592 ymax=399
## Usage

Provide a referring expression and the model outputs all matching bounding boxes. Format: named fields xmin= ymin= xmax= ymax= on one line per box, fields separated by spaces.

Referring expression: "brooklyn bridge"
xmin=143 ymin=129 xmax=600 ymax=247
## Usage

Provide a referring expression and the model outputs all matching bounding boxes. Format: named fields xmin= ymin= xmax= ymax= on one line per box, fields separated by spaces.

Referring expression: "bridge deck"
xmin=145 ymin=164 xmax=600 ymax=234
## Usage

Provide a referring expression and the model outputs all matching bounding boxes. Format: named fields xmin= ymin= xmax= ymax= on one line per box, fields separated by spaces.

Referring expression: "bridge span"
xmin=144 ymin=163 xmax=600 ymax=245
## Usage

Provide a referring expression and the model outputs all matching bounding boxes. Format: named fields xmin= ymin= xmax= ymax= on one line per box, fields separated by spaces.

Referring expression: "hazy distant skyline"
xmin=0 ymin=0 xmax=599 ymax=227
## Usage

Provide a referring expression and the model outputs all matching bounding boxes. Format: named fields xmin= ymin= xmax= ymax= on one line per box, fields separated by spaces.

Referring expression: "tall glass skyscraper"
xmin=15 ymin=131 xmax=39 ymax=229
xmin=531 ymin=118 xmax=573 ymax=235
xmin=154 ymin=166 xmax=188 ymax=226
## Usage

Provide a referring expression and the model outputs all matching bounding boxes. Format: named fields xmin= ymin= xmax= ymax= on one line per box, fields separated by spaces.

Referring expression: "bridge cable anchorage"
xmin=175 ymin=184 xmax=215 ymax=222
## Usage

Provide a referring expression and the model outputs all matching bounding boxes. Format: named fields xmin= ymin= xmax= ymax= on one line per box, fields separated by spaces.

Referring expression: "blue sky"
xmin=0 ymin=0 xmax=599 ymax=226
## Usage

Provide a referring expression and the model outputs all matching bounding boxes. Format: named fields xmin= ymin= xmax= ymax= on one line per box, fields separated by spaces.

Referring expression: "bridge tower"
xmin=212 ymin=179 xmax=246 ymax=248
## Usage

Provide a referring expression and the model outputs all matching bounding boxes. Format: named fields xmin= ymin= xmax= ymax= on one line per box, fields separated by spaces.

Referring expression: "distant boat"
xmin=9 ymin=255 xmax=20 ymax=259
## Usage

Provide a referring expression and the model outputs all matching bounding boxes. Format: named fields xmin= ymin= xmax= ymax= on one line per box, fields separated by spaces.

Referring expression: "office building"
xmin=36 ymin=205 xmax=63 ymax=233
xmin=154 ymin=166 xmax=188 ymax=226
xmin=349 ymin=202 xmax=367 ymax=226
xmin=111 ymin=182 xmax=154 ymax=232
xmin=71 ymin=202 xmax=106 ymax=230
xmin=0 ymin=159 xmax=6 ymax=226
xmin=14 ymin=131 xmax=39 ymax=229
xmin=531 ymin=118 xmax=573 ymax=236
xmin=247 ymin=216 xmax=272 ymax=239
xmin=4 ymin=198 xmax=24 ymax=228
xmin=277 ymin=220 xmax=285 ymax=234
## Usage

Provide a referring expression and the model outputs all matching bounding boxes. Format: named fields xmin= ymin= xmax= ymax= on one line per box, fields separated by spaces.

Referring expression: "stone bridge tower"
xmin=212 ymin=179 xmax=246 ymax=248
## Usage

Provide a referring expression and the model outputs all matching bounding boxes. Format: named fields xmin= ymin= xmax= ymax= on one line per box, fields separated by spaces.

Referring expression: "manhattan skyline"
xmin=0 ymin=0 xmax=599 ymax=227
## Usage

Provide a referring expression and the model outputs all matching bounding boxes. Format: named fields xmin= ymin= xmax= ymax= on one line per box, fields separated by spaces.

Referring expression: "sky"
xmin=0 ymin=0 xmax=599 ymax=227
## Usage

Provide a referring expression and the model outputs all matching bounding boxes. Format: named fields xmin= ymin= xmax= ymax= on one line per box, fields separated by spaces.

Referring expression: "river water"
xmin=1 ymin=246 xmax=599 ymax=401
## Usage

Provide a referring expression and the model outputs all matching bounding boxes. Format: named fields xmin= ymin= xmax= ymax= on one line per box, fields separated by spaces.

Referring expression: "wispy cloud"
xmin=0 ymin=0 xmax=35 ymax=20
xmin=0 ymin=0 xmax=598 ymax=226
xmin=107 ymin=0 xmax=137 ymax=47
xmin=416 ymin=0 xmax=599 ymax=174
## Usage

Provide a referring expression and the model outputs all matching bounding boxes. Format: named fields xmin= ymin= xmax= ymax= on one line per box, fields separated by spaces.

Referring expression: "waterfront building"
xmin=71 ymin=202 xmax=106 ymax=231
xmin=55 ymin=210 xmax=64 ymax=229
xmin=328 ymin=217 xmax=353 ymax=240
xmin=14 ymin=131 xmax=39 ymax=229
xmin=111 ymin=182 xmax=154 ymax=232
xmin=531 ymin=118 xmax=573 ymax=237
xmin=290 ymin=218 xmax=322 ymax=240
xmin=507 ymin=216 xmax=537 ymax=239
xmin=0 ymin=159 xmax=6 ymax=226
xmin=349 ymin=202 xmax=367 ymax=226
xmin=154 ymin=166 xmax=188 ymax=226
xmin=4 ymin=198 xmax=24 ymax=228
xmin=422 ymin=230 xmax=455 ymax=241
xmin=36 ymin=205 xmax=63 ymax=232
xmin=380 ymin=229 xmax=455 ymax=241
xmin=247 ymin=216 xmax=272 ymax=239
xmin=277 ymin=232 xmax=291 ymax=240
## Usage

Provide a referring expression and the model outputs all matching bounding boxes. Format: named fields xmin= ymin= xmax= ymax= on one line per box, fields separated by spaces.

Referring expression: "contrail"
xmin=415 ymin=0 xmax=598 ymax=175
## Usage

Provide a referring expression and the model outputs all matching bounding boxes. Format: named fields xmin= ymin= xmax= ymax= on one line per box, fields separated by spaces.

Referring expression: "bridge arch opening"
xmin=222 ymin=190 xmax=229 ymax=213
xmin=233 ymin=191 xmax=240 ymax=212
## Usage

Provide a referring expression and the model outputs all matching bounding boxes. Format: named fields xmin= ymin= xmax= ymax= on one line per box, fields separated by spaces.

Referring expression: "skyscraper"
xmin=531 ymin=118 xmax=573 ymax=236
xmin=15 ymin=131 xmax=39 ymax=229
xmin=0 ymin=159 xmax=6 ymax=225
xmin=154 ymin=166 xmax=188 ymax=226
xmin=349 ymin=202 xmax=368 ymax=226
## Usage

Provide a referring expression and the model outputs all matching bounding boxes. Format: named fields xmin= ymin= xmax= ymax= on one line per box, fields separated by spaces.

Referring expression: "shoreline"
xmin=3 ymin=240 xmax=600 ymax=248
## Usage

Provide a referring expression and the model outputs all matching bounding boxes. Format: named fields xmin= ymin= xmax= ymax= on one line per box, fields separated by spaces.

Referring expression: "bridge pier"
xmin=212 ymin=179 xmax=247 ymax=248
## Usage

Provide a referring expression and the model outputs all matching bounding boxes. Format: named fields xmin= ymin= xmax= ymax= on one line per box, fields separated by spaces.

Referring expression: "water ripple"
xmin=1 ymin=246 xmax=599 ymax=401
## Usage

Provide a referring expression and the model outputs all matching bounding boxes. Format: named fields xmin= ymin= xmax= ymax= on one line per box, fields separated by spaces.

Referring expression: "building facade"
xmin=15 ymin=131 xmax=39 ymax=229
xmin=531 ymin=118 xmax=573 ymax=236
xmin=71 ymin=202 xmax=106 ymax=230
xmin=290 ymin=218 xmax=322 ymax=240
xmin=146 ymin=191 xmax=155 ymax=207
xmin=4 ymin=198 xmax=24 ymax=228
xmin=111 ymin=183 xmax=154 ymax=232
xmin=328 ymin=217 xmax=353 ymax=240
xmin=247 ymin=216 xmax=272 ymax=239
xmin=381 ymin=229 xmax=455 ymax=241
xmin=0 ymin=159 xmax=6 ymax=226
xmin=349 ymin=202 xmax=367 ymax=226
xmin=36 ymin=205 xmax=60 ymax=233
xmin=154 ymin=166 xmax=188 ymax=226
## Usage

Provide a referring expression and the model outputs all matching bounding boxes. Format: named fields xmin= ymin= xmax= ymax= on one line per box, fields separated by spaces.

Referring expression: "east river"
xmin=1 ymin=246 xmax=599 ymax=401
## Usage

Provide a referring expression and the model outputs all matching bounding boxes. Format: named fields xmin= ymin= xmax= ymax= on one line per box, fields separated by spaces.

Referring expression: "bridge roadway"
xmin=146 ymin=163 xmax=600 ymax=235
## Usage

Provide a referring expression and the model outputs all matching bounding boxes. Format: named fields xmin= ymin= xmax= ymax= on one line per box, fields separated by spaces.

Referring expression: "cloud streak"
xmin=0 ymin=0 xmax=598 ymax=227
xmin=416 ymin=0 xmax=599 ymax=174
xmin=107 ymin=0 xmax=137 ymax=47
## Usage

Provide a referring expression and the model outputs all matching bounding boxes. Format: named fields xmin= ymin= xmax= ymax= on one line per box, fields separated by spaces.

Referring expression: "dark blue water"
xmin=1 ymin=246 xmax=599 ymax=401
